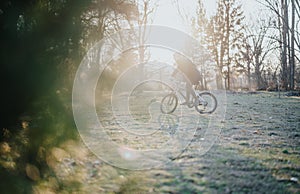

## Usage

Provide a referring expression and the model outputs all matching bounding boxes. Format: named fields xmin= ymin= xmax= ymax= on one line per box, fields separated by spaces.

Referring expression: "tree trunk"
xmin=287 ymin=13 xmax=291 ymax=90
xmin=247 ymin=62 xmax=251 ymax=89
xmin=225 ymin=1 xmax=231 ymax=90
xmin=138 ymin=46 xmax=145 ymax=80
xmin=281 ymin=0 xmax=288 ymax=90
xmin=255 ymin=55 xmax=262 ymax=89
xmin=291 ymin=0 xmax=296 ymax=90
xmin=217 ymin=70 xmax=223 ymax=89
xmin=219 ymin=44 xmax=225 ymax=90
xmin=227 ymin=66 xmax=230 ymax=90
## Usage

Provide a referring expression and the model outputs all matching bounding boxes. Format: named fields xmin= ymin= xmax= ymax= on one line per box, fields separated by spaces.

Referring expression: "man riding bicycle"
xmin=172 ymin=52 xmax=202 ymax=105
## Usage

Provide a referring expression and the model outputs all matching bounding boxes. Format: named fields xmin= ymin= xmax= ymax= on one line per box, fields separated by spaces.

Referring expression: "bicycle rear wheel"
xmin=195 ymin=92 xmax=217 ymax=114
xmin=160 ymin=93 xmax=178 ymax=114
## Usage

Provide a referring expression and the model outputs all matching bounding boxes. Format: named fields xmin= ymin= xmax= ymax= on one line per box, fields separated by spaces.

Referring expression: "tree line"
xmin=191 ymin=0 xmax=300 ymax=91
xmin=1 ymin=0 xmax=299 ymax=134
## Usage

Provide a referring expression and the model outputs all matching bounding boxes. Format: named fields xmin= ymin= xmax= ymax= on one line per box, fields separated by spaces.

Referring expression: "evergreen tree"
xmin=206 ymin=0 xmax=245 ymax=89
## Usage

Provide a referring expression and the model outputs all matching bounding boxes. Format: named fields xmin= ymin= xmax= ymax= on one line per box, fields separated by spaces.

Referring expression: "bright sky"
xmin=148 ymin=0 xmax=264 ymax=62
xmin=152 ymin=0 xmax=263 ymax=33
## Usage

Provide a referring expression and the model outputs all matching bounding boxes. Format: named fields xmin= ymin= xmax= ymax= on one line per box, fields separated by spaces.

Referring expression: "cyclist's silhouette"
xmin=172 ymin=52 xmax=202 ymax=105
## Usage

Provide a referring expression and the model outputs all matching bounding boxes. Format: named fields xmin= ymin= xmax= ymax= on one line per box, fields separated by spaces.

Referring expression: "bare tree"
xmin=240 ymin=35 xmax=254 ymax=89
xmin=129 ymin=0 xmax=157 ymax=79
xmin=98 ymin=0 xmax=157 ymax=81
xmin=281 ymin=0 xmax=289 ymax=89
xmin=193 ymin=0 xmax=208 ymax=45
xmin=290 ymin=0 xmax=296 ymax=89
xmin=294 ymin=0 xmax=300 ymax=55
xmin=259 ymin=0 xmax=300 ymax=90
xmin=242 ymin=18 xmax=277 ymax=90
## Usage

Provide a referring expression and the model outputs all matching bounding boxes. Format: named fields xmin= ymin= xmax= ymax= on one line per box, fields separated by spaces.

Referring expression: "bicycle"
xmin=160 ymin=79 xmax=217 ymax=114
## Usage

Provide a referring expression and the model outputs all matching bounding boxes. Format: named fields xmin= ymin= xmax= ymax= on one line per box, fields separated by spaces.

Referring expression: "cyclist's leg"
xmin=186 ymin=81 xmax=198 ymax=104
xmin=179 ymin=82 xmax=188 ymax=105
xmin=185 ymin=82 xmax=190 ymax=102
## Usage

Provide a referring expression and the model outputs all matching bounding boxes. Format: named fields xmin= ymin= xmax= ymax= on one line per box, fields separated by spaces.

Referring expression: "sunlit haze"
xmin=152 ymin=0 xmax=263 ymax=33
xmin=149 ymin=0 xmax=263 ymax=62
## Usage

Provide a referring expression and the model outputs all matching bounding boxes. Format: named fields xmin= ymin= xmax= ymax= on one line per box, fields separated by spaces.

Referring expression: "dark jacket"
xmin=175 ymin=57 xmax=201 ymax=85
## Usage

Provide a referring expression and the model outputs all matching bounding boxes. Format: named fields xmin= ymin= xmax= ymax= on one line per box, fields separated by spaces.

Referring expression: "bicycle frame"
xmin=161 ymin=79 xmax=217 ymax=114
xmin=169 ymin=79 xmax=205 ymax=108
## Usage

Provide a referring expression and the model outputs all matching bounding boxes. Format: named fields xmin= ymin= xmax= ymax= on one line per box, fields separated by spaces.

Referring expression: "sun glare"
xmin=152 ymin=0 xmax=197 ymax=33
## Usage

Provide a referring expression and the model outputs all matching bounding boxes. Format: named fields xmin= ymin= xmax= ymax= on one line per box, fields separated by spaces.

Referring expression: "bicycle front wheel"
xmin=160 ymin=93 xmax=178 ymax=114
xmin=195 ymin=92 xmax=217 ymax=114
